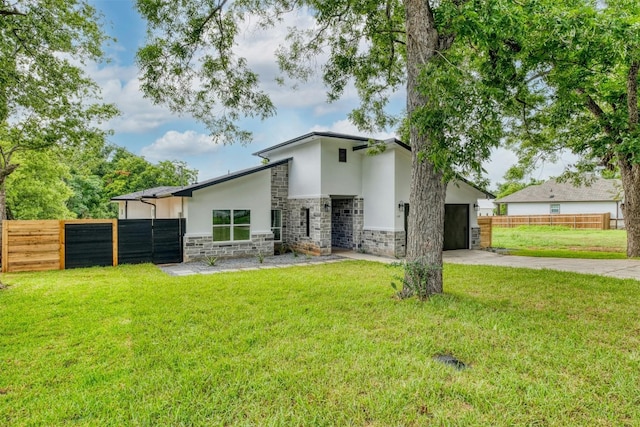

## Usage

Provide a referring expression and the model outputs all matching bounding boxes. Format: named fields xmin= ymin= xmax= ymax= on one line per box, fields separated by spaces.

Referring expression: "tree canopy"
xmin=0 ymin=0 xmax=118 ymax=219
xmin=505 ymin=0 xmax=640 ymax=256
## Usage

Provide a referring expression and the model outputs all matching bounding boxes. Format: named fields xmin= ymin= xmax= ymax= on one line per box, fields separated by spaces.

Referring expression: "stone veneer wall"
xmin=362 ymin=229 xmax=405 ymax=257
xmin=331 ymin=199 xmax=353 ymax=248
xmin=352 ymin=198 xmax=364 ymax=250
xmin=271 ymin=164 xmax=289 ymax=247
xmin=183 ymin=231 xmax=274 ymax=261
xmin=285 ymin=197 xmax=331 ymax=255
xmin=471 ymin=227 xmax=480 ymax=249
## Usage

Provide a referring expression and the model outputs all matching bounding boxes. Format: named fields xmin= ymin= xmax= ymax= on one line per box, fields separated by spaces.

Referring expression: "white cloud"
xmin=235 ymin=11 xmax=361 ymax=112
xmin=484 ymin=147 xmax=581 ymax=189
xmin=83 ymin=61 xmax=178 ymax=134
xmin=140 ymin=130 xmax=220 ymax=162
xmin=310 ymin=119 xmax=397 ymax=141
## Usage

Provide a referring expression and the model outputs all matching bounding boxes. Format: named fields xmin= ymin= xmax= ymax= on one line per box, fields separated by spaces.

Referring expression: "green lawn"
xmin=1 ymin=262 xmax=639 ymax=425
xmin=492 ymin=226 xmax=628 ymax=258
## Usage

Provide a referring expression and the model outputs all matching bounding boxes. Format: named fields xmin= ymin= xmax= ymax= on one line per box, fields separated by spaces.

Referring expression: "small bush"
xmin=257 ymin=252 xmax=264 ymax=264
xmin=391 ymin=258 xmax=442 ymax=301
xmin=204 ymin=256 xmax=218 ymax=266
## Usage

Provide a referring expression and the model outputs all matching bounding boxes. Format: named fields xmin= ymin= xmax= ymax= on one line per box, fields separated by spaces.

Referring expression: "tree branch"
xmin=0 ymin=8 xmax=25 ymax=17
xmin=194 ymin=0 xmax=228 ymax=39
xmin=576 ymin=88 xmax=616 ymax=136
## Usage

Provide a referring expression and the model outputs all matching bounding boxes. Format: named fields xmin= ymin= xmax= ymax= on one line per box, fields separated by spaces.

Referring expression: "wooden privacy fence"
xmin=2 ymin=219 xmax=117 ymax=273
xmin=2 ymin=219 xmax=185 ymax=273
xmin=477 ymin=217 xmax=492 ymax=248
xmin=491 ymin=213 xmax=610 ymax=230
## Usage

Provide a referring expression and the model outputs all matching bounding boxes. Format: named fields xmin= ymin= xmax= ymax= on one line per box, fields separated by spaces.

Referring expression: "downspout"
xmin=138 ymin=198 xmax=157 ymax=219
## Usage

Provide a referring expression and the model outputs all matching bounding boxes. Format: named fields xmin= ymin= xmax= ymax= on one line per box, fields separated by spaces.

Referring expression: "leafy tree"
xmin=136 ymin=0 xmax=525 ymax=297
xmin=506 ymin=0 xmax=640 ymax=257
xmin=0 ymin=0 xmax=117 ymax=219
xmin=66 ymin=174 xmax=115 ymax=219
xmin=103 ymin=148 xmax=198 ymax=201
xmin=6 ymin=149 xmax=75 ymax=219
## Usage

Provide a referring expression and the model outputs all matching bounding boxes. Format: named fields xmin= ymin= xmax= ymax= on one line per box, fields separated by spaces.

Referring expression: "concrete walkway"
xmin=338 ymin=249 xmax=640 ymax=281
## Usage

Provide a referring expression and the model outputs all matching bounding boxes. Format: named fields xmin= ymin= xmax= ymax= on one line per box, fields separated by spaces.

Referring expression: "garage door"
xmin=403 ymin=203 xmax=470 ymax=251
xmin=444 ymin=204 xmax=469 ymax=250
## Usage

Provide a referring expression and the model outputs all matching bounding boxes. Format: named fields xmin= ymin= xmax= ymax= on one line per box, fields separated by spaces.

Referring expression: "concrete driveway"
xmin=444 ymin=250 xmax=640 ymax=281
xmin=338 ymin=250 xmax=640 ymax=281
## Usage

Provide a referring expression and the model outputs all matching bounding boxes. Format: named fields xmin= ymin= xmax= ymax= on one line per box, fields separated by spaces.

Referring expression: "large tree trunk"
xmin=619 ymin=159 xmax=640 ymax=257
xmin=0 ymin=164 xmax=17 ymax=220
xmin=402 ymin=0 xmax=447 ymax=297
xmin=622 ymin=62 xmax=640 ymax=258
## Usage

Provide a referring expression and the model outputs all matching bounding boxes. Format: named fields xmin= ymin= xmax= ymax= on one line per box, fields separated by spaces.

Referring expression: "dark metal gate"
xmin=65 ymin=223 xmax=114 ymax=269
xmin=117 ymin=218 xmax=185 ymax=265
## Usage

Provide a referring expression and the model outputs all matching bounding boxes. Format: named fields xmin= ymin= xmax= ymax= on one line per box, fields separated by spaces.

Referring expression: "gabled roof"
xmin=253 ymin=131 xmax=494 ymax=198
xmin=253 ymin=131 xmax=404 ymax=158
xmin=110 ymin=186 xmax=183 ymax=201
xmin=495 ymin=178 xmax=623 ymax=203
xmin=172 ymin=157 xmax=292 ymax=197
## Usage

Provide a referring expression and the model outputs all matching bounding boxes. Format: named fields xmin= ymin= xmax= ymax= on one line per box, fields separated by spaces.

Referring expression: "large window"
xmin=212 ymin=209 xmax=251 ymax=242
xmin=271 ymin=210 xmax=282 ymax=241
xmin=550 ymin=203 xmax=560 ymax=214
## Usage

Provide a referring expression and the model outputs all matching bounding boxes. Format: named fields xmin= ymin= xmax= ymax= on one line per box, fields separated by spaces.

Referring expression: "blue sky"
xmin=87 ymin=0 xmax=573 ymax=188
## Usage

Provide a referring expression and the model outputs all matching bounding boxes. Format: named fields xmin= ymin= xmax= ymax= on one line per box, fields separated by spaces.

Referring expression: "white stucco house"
xmin=494 ymin=178 xmax=624 ymax=224
xmin=111 ymin=132 xmax=493 ymax=260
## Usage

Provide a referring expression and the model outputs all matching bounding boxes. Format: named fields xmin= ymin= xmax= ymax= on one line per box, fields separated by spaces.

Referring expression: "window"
xmin=550 ymin=203 xmax=560 ymax=214
xmin=304 ymin=208 xmax=310 ymax=237
xmin=271 ymin=210 xmax=282 ymax=241
xmin=338 ymin=148 xmax=347 ymax=163
xmin=212 ymin=209 xmax=251 ymax=241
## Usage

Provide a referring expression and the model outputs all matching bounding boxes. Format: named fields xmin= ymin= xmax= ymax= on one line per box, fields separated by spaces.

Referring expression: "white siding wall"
xmin=507 ymin=201 xmax=621 ymax=217
xmin=118 ymin=200 xmax=153 ymax=219
xmin=269 ymin=140 xmax=321 ymax=198
xmin=362 ymin=149 xmax=397 ymax=230
xmin=155 ymin=197 xmax=183 ymax=218
xmin=185 ymin=170 xmax=271 ymax=236
xmin=394 ymin=149 xmax=411 ymax=230
xmin=116 ymin=198 xmax=183 ymax=219
xmin=320 ymin=141 xmax=362 ymax=196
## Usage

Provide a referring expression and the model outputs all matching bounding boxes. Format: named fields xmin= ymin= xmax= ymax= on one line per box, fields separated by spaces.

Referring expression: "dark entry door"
xmin=444 ymin=204 xmax=469 ymax=250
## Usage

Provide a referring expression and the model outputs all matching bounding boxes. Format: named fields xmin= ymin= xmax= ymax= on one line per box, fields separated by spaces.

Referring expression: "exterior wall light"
xmin=398 ymin=201 xmax=404 ymax=211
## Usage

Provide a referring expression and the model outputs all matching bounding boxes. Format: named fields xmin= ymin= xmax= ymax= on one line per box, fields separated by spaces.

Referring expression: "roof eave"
xmin=172 ymin=157 xmax=292 ymax=197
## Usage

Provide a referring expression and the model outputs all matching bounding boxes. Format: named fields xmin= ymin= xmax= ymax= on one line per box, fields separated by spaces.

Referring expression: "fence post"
xmin=2 ymin=220 xmax=7 ymax=273
xmin=59 ymin=220 xmax=65 ymax=270
xmin=478 ymin=217 xmax=492 ymax=248
xmin=112 ymin=219 xmax=118 ymax=266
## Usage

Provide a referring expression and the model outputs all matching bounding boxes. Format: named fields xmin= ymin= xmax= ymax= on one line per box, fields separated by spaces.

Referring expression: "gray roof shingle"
xmin=110 ymin=186 xmax=183 ymax=201
xmin=495 ymin=178 xmax=623 ymax=203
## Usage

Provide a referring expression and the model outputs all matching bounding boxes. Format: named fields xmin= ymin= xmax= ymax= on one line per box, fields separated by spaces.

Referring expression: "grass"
xmin=1 ymin=262 xmax=640 ymax=425
xmin=493 ymin=226 xmax=628 ymax=258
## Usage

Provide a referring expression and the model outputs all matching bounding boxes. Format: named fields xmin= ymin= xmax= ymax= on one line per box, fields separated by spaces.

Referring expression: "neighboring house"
xmin=111 ymin=132 xmax=493 ymax=260
xmin=494 ymin=178 xmax=624 ymax=223
xmin=476 ymin=199 xmax=495 ymax=216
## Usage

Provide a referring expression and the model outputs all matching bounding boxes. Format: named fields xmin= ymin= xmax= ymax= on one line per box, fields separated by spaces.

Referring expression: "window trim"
xmin=212 ymin=209 xmax=251 ymax=242
xmin=550 ymin=203 xmax=560 ymax=214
